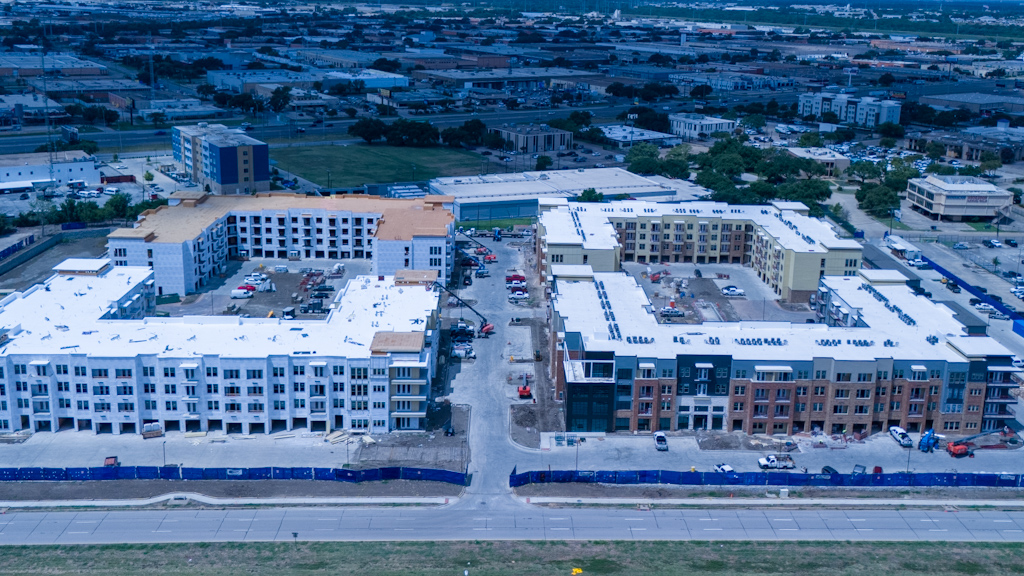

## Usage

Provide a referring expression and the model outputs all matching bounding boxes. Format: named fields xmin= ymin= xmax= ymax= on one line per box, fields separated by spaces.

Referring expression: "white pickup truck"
xmin=757 ymin=454 xmax=796 ymax=470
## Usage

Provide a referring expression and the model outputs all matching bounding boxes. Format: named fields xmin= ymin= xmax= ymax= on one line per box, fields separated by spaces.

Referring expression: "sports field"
xmin=272 ymin=144 xmax=485 ymax=187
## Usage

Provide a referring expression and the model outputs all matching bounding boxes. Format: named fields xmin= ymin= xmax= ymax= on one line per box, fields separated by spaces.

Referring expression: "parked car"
xmin=975 ymin=303 xmax=996 ymax=312
xmin=1007 ymin=239 xmax=1019 ymax=247
xmin=721 ymin=286 xmax=745 ymax=297
xmin=237 ymin=284 xmax=257 ymax=292
xmin=987 ymin=239 xmax=1003 ymax=248
xmin=654 ymin=431 xmax=668 ymax=451
xmin=506 ymin=280 xmax=526 ymax=289
xmin=990 ymin=312 xmax=1011 ymax=320
xmin=659 ymin=307 xmax=684 ymax=317
xmin=18 ymin=193 xmax=29 ymax=200
xmin=953 ymin=242 xmax=970 ymax=250
xmin=507 ymin=290 xmax=529 ymax=301
xmin=889 ymin=425 xmax=913 ymax=447
xmin=821 ymin=466 xmax=839 ymax=475
xmin=907 ymin=258 xmax=926 ymax=268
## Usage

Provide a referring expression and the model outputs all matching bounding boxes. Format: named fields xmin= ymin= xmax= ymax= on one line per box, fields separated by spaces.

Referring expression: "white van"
xmin=230 ymin=289 xmax=253 ymax=299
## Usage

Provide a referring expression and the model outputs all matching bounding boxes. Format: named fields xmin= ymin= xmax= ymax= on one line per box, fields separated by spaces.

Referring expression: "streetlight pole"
xmin=162 ymin=440 xmax=167 ymax=467
xmin=906 ymin=445 xmax=912 ymax=474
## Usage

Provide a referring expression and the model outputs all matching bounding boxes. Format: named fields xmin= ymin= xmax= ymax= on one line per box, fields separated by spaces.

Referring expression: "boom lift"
xmin=433 ymin=281 xmax=495 ymax=337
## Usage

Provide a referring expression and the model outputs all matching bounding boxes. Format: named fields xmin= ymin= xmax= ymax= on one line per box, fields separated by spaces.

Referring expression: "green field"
xmin=272 ymin=144 xmax=486 ymax=187
xmin=3 ymin=541 xmax=1024 ymax=576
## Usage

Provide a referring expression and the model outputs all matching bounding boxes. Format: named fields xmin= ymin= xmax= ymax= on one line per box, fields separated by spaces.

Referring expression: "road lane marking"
xmin=152 ymin=530 xmax=171 ymax=533
xmin=394 ymin=528 xmax=414 ymax=531
xmin=67 ymin=531 xmax=89 ymax=534
xmin=624 ymin=518 xmax=646 ymax=521
xmin=850 ymin=519 xmax=865 ymax=522
xmin=995 ymin=520 xmax=1013 ymax=523
xmin=703 ymin=528 xmax=723 ymax=531
xmin=315 ymin=529 xmax=333 ymax=531
xmin=779 ymin=529 xmax=799 ymax=531
xmin=630 ymin=528 xmax=646 ymax=531
xmin=773 ymin=518 xmax=793 ymax=521
xmin=550 ymin=518 xmax=567 ymax=520
xmin=473 ymin=528 xmax=492 ymax=531
xmin=473 ymin=518 xmax=491 ymax=521
xmin=856 ymin=529 xmax=874 ymax=531
xmin=929 ymin=529 xmax=948 ymax=532
xmin=698 ymin=518 xmax=718 ymax=521
xmin=1004 ymin=530 xmax=1022 ymax=532
xmin=920 ymin=519 xmax=937 ymax=522
xmin=75 ymin=521 xmax=98 ymax=524
xmin=233 ymin=529 xmax=248 ymax=532
xmin=550 ymin=528 xmax=570 ymax=531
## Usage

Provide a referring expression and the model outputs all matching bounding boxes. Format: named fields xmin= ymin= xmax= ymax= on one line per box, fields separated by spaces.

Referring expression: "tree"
xmin=1001 ymin=147 xmax=1016 ymax=165
xmin=268 ymin=86 xmax=292 ymax=112
xmin=882 ymin=161 xmax=920 ymax=193
xmin=778 ymin=179 xmax=832 ymax=215
xmin=878 ymin=73 xmax=896 ymax=86
xmin=481 ymin=132 xmax=506 ymax=150
xmin=924 ymin=141 xmax=945 ymax=161
xmin=820 ymin=111 xmax=840 ymax=124
xmin=879 ymin=137 xmax=897 ymax=149
xmin=876 ymin=122 xmax=905 ymax=139
xmin=576 ymin=187 xmax=604 ymax=203
xmin=535 ymin=155 xmax=553 ymax=171
xmin=103 ymin=109 xmax=119 ymax=126
xmin=196 ymin=83 xmax=217 ymax=101
xmin=625 ymin=142 xmax=661 ymax=174
xmin=384 ymin=119 xmax=440 ymax=147
xmin=857 ymin=184 xmax=900 ymax=217
xmin=344 ymin=108 xmax=357 ymax=118
xmin=143 ymin=171 xmax=154 ymax=182
xmin=741 ymin=114 xmax=766 ymax=130
xmin=711 ymin=153 xmax=745 ymax=177
xmin=103 ymin=192 xmax=132 ymax=222
xmin=149 ymin=112 xmax=167 ymax=126
xmin=798 ymin=132 xmax=823 ymax=148
xmin=847 ymin=160 xmax=882 ymax=183
xmin=370 ymin=58 xmax=402 ymax=73
xmin=348 ymin=118 xmax=387 ymax=144
xmin=689 ymin=84 xmax=712 ymax=99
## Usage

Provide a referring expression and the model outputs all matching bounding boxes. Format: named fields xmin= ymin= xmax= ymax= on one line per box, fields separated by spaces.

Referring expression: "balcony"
xmin=391 ymin=394 xmax=427 ymax=403
xmin=392 ymin=409 xmax=426 ymax=418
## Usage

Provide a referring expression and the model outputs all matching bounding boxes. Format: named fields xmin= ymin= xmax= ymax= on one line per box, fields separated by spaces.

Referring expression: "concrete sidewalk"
xmin=522 ymin=496 xmax=1024 ymax=508
xmin=0 ymin=493 xmax=457 ymax=509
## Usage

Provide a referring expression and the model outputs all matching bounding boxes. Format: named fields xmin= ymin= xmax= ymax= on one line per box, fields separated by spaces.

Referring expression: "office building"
xmin=797 ymin=93 xmax=902 ymax=128
xmin=551 ymin=266 xmax=1017 ymax=435
xmin=906 ymin=175 xmax=1013 ymax=222
xmin=0 ymin=258 xmax=440 ymax=436
xmin=0 ymin=151 xmax=99 ymax=189
xmin=668 ymin=113 xmax=737 ymax=140
xmin=171 ymin=123 xmax=269 ymax=195
xmin=786 ymin=147 xmax=851 ymax=177
xmin=487 ymin=124 xmax=573 ymax=154
xmin=537 ymin=199 xmax=863 ymax=302
xmin=107 ymin=192 xmax=455 ymax=296
xmin=599 ymin=125 xmax=679 ymax=149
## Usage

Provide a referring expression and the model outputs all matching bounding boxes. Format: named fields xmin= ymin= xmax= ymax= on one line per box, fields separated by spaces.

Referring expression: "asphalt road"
xmin=2 ymin=507 xmax=1023 ymax=544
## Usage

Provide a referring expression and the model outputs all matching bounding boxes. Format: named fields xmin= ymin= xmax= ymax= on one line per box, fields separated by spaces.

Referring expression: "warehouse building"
xmin=551 ymin=266 xmax=1017 ymax=435
xmin=537 ymin=199 xmax=863 ymax=302
xmin=0 ymin=150 xmax=99 ymax=190
xmin=0 ymin=258 xmax=440 ymax=436
xmin=107 ymin=192 xmax=455 ymax=297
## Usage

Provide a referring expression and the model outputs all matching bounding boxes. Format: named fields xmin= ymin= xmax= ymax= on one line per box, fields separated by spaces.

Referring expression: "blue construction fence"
xmin=0 ymin=234 xmax=34 ymax=262
xmin=0 ymin=466 xmax=468 ymax=486
xmin=509 ymin=468 xmax=1024 ymax=488
xmin=923 ymin=256 xmax=1023 ymax=325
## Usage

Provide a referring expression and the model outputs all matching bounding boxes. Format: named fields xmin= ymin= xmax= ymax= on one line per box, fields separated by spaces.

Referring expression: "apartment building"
xmin=107 ymin=192 xmax=455 ymax=296
xmin=537 ymin=199 xmax=863 ymax=302
xmin=171 ymin=124 xmax=270 ymax=195
xmin=0 ymin=259 xmax=441 ymax=436
xmin=488 ymin=124 xmax=573 ymax=154
xmin=551 ymin=267 xmax=1017 ymax=436
xmin=797 ymin=93 xmax=902 ymax=128
xmin=906 ymin=175 xmax=1013 ymax=221
xmin=668 ymin=113 xmax=737 ymax=140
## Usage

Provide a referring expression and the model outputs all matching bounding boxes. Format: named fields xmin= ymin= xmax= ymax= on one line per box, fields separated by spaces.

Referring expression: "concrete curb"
xmin=520 ymin=496 xmax=1024 ymax=508
xmin=0 ymin=493 xmax=459 ymax=509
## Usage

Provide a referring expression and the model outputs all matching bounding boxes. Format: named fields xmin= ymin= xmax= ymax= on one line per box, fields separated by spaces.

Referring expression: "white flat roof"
xmin=430 ymin=168 xmax=681 ymax=202
xmin=552 ymin=269 xmax=1012 ymax=363
xmin=540 ymin=199 xmax=862 ymax=254
xmin=599 ymin=124 xmax=675 ymax=142
xmin=0 ymin=265 xmax=438 ymax=359
xmin=53 ymin=258 xmax=110 ymax=273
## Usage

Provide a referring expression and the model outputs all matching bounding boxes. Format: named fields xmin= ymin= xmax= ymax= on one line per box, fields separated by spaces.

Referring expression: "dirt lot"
xmin=516 ymin=482 xmax=1024 ymax=503
xmin=356 ymin=405 xmax=470 ymax=473
xmin=509 ymin=318 xmax=564 ymax=448
xmin=0 ymin=235 xmax=109 ymax=291
xmin=0 ymin=478 xmax=462 ymax=502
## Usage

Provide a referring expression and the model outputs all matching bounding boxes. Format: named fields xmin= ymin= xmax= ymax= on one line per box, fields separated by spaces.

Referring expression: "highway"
xmin=2 ymin=506 xmax=1024 ymax=544
xmin=0 ymin=103 xmax=641 ymax=156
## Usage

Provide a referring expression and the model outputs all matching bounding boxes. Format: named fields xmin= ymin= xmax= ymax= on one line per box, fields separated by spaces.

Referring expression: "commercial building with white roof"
xmin=552 ymin=266 xmax=1018 ymax=435
xmin=428 ymin=167 xmax=705 ymax=221
xmin=537 ymin=199 xmax=863 ymax=302
xmin=598 ymin=125 xmax=679 ymax=149
xmin=0 ymin=259 xmax=441 ymax=436
xmin=107 ymin=192 xmax=455 ymax=297
xmin=906 ymin=175 xmax=1013 ymax=222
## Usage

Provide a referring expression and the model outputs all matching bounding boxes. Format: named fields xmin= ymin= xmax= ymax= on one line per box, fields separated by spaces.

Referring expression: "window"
xmin=892 ymin=385 xmax=903 ymax=395
xmin=813 ymin=403 xmax=823 ymax=412
xmin=13 ymin=364 xmax=25 ymax=375
xmin=224 ymin=369 xmax=240 ymax=379
xmin=77 ymin=400 xmax=89 ymax=410
xmin=294 ymin=399 xmax=306 ymax=408
xmin=142 ymin=367 xmax=155 ymax=377
xmin=857 ymin=373 xmax=872 ymax=382
xmin=333 ymin=398 xmax=345 ymax=408
xmin=832 ymin=405 xmax=848 ymax=414
xmin=734 ymin=369 xmax=747 ymax=379
xmin=207 ymin=384 xmax=219 ymax=394
xmin=163 ymin=367 xmax=175 ymax=378
xmin=293 ymin=366 xmax=305 ymax=376
xmin=273 ymin=383 xmax=286 ymax=394
xmin=333 ymin=382 xmax=345 ymax=392
xmin=943 ymin=421 xmax=961 ymax=431
xmin=814 ymin=386 xmax=825 ymax=396
xmin=875 ymin=403 xmax=885 ymax=412
xmin=144 ymin=400 xmax=157 ymax=410
xmin=273 ymin=367 xmax=285 ymax=378
xmin=372 ymin=401 xmax=386 ymax=409
xmin=814 ymin=370 xmax=827 ymax=379
xmin=206 ymin=367 xmax=218 ymax=377
xmin=247 ymin=369 xmax=263 ymax=379
xmin=836 ymin=373 xmax=851 ymax=382
xmin=796 ymin=386 xmax=807 ymax=396
xmin=249 ymin=402 xmax=264 ymax=412
xmin=115 ymin=368 xmax=132 ymax=379
xmin=185 ymin=385 xmax=196 ymax=396
xmin=57 ymin=382 xmax=69 ymax=392
xmin=911 ymin=370 xmax=927 ymax=381
xmin=75 ymin=366 xmax=87 ymax=377
xmin=890 ymin=401 xmax=901 ymax=410
xmin=94 ymin=402 xmax=111 ymax=412
xmin=856 ymin=389 xmax=871 ymax=399
xmin=118 ymin=402 xmax=135 ymax=412
xmin=754 ymin=388 xmax=768 ymax=399
xmin=854 ymin=405 xmax=869 ymax=414
xmin=776 ymin=389 xmax=790 ymax=400
xmin=166 ymin=401 xmax=177 ymax=411
xmin=313 ymin=366 xmax=325 ymax=378
xmin=733 ymin=385 xmax=746 ymax=396
xmin=333 ymin=366 xmax=345 ymax=376
xmin=208 ymin=400 xmax=220 ymax=410
xmin=351 ymin=368 xmax=368 ymax=379
xmin=184 ymin=369 xmax=196 ymax=380
xmin=273 ymin=400 xmax=286 ymax=410
xmin=795 ymin=403 xmax=806 ymax=412
xmin=93 ymin=385 xmax=110 ymax=395
xmin=91 ymin=369 xmax=108 ymax=379
xmin=294 ymin=382 xmax=305 ymax=392
xmin=877 ymin=371 xmax=889 ymax=381
xmin=56 ymin=364 xmax=68 ymax=375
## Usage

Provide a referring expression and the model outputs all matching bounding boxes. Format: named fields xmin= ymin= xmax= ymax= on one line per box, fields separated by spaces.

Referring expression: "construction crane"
xmin=945 ymin=427 xmax=1014 ymax=458
xmin=432 ymin=281 xmax=494 ymax=337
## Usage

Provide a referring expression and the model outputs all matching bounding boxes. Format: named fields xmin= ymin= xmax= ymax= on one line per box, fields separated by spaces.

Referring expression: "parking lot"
xmin=158 ymin=257 xmax=371 ymax=320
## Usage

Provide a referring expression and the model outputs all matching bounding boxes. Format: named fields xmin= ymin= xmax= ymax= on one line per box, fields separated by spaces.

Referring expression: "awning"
xmin=29 ymin=360 xmax=49 ymax=365
xmin=309 ymin=361 xmax=328 ymax=367
xmin=179 ymin=363 xmax=199 ymax=369
xmin=755 ymin=365 xmax=793 ymax=372
xmin=695 ymin=362 xmax=715 ymax=369
xmin=988 ymin=366 xmax=1023 ymax=372
xmin=911 ymin=365 xmax=927 ymax=372
xmin=638 ymin=362 xmax=656 ymax=370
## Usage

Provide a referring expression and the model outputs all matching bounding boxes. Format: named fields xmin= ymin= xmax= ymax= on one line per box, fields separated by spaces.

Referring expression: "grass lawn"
xmin=458 ymin=217 xmax=535 ymax=231
xmin=3 ymin=541 xmax=1024 ymax=576
xmin=272 ymin=144 xmax=485 ymax=187
xmin=872 ymin=215 xmax=912 ymax=231
xmin=967 ymin=221 xmax=997 ymax=233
